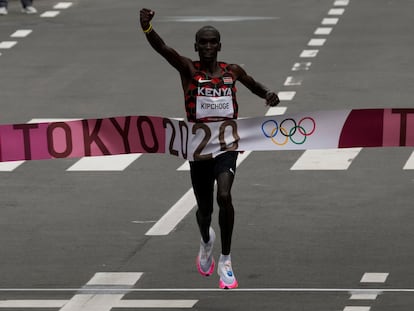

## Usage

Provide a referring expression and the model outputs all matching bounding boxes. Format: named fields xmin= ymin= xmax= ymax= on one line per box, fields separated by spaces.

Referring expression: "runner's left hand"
xmin=265 ymin=91 xmax=280 ymax=107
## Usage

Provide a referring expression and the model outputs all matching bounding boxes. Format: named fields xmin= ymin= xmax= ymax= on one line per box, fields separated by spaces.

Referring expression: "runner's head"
xmin=194 ymin=26 xmax=221 ymax=61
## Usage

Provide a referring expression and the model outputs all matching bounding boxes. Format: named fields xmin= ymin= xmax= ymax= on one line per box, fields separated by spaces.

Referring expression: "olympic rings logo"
xmin=261 ymin=117 xmax=316 ymax=145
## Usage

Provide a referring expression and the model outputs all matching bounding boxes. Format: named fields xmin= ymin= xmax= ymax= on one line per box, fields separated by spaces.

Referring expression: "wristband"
xmin=143 ymin=23 xmax=153 ymax=34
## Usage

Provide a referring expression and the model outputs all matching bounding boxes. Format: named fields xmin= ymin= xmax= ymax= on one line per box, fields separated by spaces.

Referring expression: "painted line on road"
xmin=0 ymin=41 xmax=17 ymax=49
xmin=10 ymin=30 xmax=32 ymax=38
xmin=40 ymin=11 xmax=60 ymax=18
xmin=403 ymin=151 xmax=414 ymax=169
xmin=54 ymin=2 xmax=73 ymax=9
xmin=292 ymin=62 xmax=312 ymax=71
xmin=343 ymin=307 xmax=370 ymax=311
xmin=314 ymin=27 xmax=332 ymax=35
xmin=290 ymin=148 xmax=361 ymax=170
xmin=300 ymin=49 xmax=319 ymax=58
xmin=0 ymin=287 xmax=412 ymax=293
xmin=322 ymin=17 xmax=339 ymax=25
xmin=308 ymin=38 xmax=326 ymax=46
xmin=66 ymin=154 xmax=142 ymax=171
xmin=334 ymin=0 xmax=350 ymax=6
xmin=360 ymin=273 xmax=389 ymax=283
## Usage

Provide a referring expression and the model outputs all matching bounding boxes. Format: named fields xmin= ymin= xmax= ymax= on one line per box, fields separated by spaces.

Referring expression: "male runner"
xmin=140 ymin=8 xmax=280 ymax=289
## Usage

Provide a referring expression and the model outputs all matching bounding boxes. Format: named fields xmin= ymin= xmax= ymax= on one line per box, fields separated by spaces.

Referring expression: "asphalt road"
xmin=1 ymin=0 xmax=414 ymax=310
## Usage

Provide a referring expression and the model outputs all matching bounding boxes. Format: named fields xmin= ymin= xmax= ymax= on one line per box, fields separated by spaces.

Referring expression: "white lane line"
xmin=87 ymin=272 xmax=142 ymax=285
xmin=0 ymin=287 xmax=412 ymax=293
xmin=403 ymin=151 xmax=414 ymax=169
xmin=116 ymin=300 xmax=197 ymax=308
xmin=0 ymin=273 xmax=198 ymax=309
xmin=322 ymin=17 xmax=339 ymax=25
xmin=343 ymin=307 xmax=370 ymax=311
xmin=149 ymin=151 xmax=253 ymax=235
xmin=10 ymin=30 xmax=32 ymax=38
xmin=334 ymin=0 xmax=350 ymax=6
xmin=266 ymin=106 xmax=287 ymax=116
xmin=0 ymin=161 xmax=25 ymax=172
xmin=40 ymin=11 xmax=60 ymax=17
xmin=54 ymin=2 xmax=73 ymax=9
xmin=308 ymin=38 xmax=326 ymax=46
xmin=314 ymin=27 xmax=332 ymax=35
xmin=0 ymin=300 xmax=66 ymax=308
xmin=329 ymin=8 xmax=345 ymax=15
xmin=145 ymin=188 xmax=196 ymax=236
xmin=360 ymin=273 xmax=389 ymax=283
xmin=292 ymin=62 xmax=312 ymax=71
xmin=284 ymin=76 xmax=303 ymax=86
xmin=300 ymin=50 xmax=319 ymax=58
xmin=0 ymin=41 xmax=17 ymax=49
xmin=278 ymin=91 xmax=296 ymax=101
xmin=290 ymin=148 xmax=361 ymax=170
xmin=66 ymin=154 xmax=141 ymax=171
xmin=350 ymin=293 xmax=378 ymax=300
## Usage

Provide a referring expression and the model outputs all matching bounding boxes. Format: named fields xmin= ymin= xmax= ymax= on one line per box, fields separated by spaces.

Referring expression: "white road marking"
xmin=277 ymin=91 xmax=296 ymax=101
xmin=300 ymin=50 xmax=319 ymax=58
xmin=292 ymin=62 xmax=312 ymax=71
xmin=329 ymin=8 xmax=345 ymax=15
xmin=334 ymin=0 xmax=350 ymax=6
xmin=0 ymin=287 xmax=413 ymax=293
xmin=0 ymin=273 xmax=197 ymax=309
xmin=0 ymin=300 xmax=66 ymax=308
xmin=350 ymin=293 xmax=378 ymax=300
xmin=0 ymin=161 xmax=25 ymax=172
xmin=148 ymin=152 xmax=253 ymax=235
xmin=66 ymin=154 xmax=141 ymax=171
xmin=343 ymin=307 xmax=370 ymax=311
xmin=290 ymin=148 xmax=361 ymax=170
xmin=40 ymin=11 xmax=60 ymax=18
xmin=402 ymin=151 xmax=414 ymax=169
xmin=87 ymin=272 xmax=142 ymax=285
xmin=0 ymin=41 xmax=17 ymax=49
xmin=54 ymin=2 xmax=73 ymax=9
xmin=145 ymin=188 xmax=196 ymax=236
xmin=360 ymin=273 xmax=389 ymax=283
xmin=314 ymin=27 xmax=332 ymax=35
xmin=10 ymin=30 xmax=32 ymax=38
xmin=266 ymin=106 xmax=288 ymax=116
xmin=322 ymin=17 xmax=339 ymax=25
xmin=284 ymin=76 xmax=303 ymax=86
xmin=308 ymin=38 xmax=326 ymax=46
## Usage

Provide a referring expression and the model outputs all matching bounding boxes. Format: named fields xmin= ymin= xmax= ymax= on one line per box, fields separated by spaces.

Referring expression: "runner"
xmin=139 ymin=8 xmax=280 ymax=289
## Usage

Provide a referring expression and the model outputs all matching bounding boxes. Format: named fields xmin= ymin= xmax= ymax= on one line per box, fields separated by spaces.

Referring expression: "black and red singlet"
xmin=184 ymin=61 xmax=238 ymax=122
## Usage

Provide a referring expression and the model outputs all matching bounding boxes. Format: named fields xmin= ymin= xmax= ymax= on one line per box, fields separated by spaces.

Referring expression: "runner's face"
xmin=195 ymin=31 xmax=221 ymax=61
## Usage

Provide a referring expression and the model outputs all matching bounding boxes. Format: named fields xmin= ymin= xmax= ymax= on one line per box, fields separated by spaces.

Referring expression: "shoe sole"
xmin=219 ymin=279 xmax=238 ymax=289
xmin=196 ymin=256 xmax=215 ymax=277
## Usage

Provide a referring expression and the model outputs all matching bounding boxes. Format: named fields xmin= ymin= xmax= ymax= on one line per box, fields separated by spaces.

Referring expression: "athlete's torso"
xmin=184 ymin=61 xmax=238 ymax=123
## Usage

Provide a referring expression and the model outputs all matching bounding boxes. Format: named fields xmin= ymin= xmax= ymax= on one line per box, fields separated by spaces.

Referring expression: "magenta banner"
xmin=0 ymin=109 xmax=413 ymax=162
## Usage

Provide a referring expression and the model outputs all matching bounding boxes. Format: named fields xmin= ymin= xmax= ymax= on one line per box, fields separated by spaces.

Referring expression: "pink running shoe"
xmin=218 ymin=256 xmax=238 ymax=289
xmin=196 ymin=227 xmax=215 ymax=276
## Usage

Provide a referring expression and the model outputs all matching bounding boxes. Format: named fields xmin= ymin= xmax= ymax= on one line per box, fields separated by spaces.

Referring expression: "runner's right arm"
xmin=140 ymin=8 xmax=192 ymax=76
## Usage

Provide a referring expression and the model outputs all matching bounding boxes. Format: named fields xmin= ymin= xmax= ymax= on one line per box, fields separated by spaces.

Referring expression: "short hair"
xmin=195 ymin=25 xmax=221 ymax=42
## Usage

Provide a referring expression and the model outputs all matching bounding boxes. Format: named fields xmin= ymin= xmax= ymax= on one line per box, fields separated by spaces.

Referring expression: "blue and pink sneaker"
xmin=217 ymin=255 xmax=238 ymax=289
xmin=196 ymin=227 xmax=215 ymax=277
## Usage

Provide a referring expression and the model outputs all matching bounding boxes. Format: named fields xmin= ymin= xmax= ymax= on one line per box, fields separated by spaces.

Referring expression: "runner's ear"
xmin=218 ymin=42 xmax=222 ymax=51
xmin=194 ymin=43 xmax=198 ymax=52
